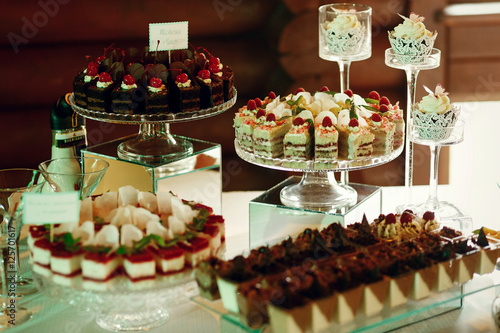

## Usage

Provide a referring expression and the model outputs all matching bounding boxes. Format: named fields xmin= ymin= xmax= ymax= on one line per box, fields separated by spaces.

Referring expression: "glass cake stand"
xmin=235 ymin=140 xmax=403 ymax=211
xmin=69 ymin=88 xmax=237 ymax=166
xmin=33 ymin=270 xmax=198 ymax=332
xmin=409 ymin=119 xmax=466 ymax=219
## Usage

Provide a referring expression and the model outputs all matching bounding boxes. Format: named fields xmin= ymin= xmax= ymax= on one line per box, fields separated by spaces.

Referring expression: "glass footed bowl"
xmin=33 ymin=270 xmax=198 ymax=332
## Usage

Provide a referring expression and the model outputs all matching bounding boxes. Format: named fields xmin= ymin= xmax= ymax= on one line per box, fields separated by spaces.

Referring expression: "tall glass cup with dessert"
xmin=319 ymin=3 xmax=372 ymax=186
xmin=0 ymin=168 xmax=45 ymax=327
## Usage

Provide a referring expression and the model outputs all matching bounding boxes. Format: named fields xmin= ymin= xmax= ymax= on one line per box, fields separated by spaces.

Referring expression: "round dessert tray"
xmin=69 ymin=88 xmax=237 ymax=165
xmin=235 ymin=139 xmax=403 ymax=210
xmin=33 ymin=270 xmax=198 ymax=332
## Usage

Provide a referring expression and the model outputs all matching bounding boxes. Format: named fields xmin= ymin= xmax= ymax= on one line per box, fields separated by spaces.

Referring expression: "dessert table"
xmin=7 ymin=101 xmax=500 ymax=332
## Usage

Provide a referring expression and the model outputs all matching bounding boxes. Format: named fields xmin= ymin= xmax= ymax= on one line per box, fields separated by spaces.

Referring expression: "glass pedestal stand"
xmin=384 ymin=49 xmax=441 ymax=210
xmin=117 ymin=122 xmax=193 ymax=165
xmin=318 ymin=3 xmax=372 ymax=187
xmin=409 ymin=119 xmax=466 ymax=220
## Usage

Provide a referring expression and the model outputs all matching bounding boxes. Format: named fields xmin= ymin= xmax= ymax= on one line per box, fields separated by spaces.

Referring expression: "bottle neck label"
xmin=54 ymin=129 xmax=87 ymax=149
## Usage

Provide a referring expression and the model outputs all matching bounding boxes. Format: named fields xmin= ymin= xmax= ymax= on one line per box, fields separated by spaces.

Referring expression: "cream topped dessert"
xmin=417 ymin=84 xmax=451 ymax=114
xmin=392 ymin=13 xmax=434 ymax=40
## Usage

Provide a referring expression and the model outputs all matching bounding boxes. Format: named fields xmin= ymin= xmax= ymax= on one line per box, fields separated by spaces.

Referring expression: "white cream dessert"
xmin=388 ymin=12 xmax=437 ymax=63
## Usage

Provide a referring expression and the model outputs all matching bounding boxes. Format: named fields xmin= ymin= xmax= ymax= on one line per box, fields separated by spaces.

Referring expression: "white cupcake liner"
xmin=412 ymin=108 xmax=458 ymax=140
xmin=388 ymin=32 xmax=437 ymax=64
xmin=322 ymin=25 xmax=367 ymax=56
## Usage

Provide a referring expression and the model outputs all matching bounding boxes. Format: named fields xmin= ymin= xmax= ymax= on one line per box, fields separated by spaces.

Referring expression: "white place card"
xmin=149 ymin=21 xmax=188 ymax=51
xmin=22 ymin=192 xmax=80 ymax=225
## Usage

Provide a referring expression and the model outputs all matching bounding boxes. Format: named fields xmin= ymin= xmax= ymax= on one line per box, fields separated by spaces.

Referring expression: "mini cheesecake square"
xmin=81 ymin=252 xmax=121 ymax=281
xmin=50 ymin=249 xmax=84 ymax=276
xmin=123 ymin=250 xmax=156 ymax=281
xmin=152 ymin=245 xmax=185 ymax=274
xmin=198 ymin=224 xmax=222 ymax=257
xmin=33 ymin=238 xmax=54 ymax=267
xmin=28 ymin=226 xmax=48 ymax=254
xmin=178 ymin=237 xmax=210 ymax=267
xmin=206 ymin=215 xmax=225 ymax=241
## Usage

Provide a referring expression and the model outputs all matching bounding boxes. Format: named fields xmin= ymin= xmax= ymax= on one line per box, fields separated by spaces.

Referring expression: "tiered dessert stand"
xmin=384 ymin=49 xmax=441 ymax=207
xmin=69 ymin=90 xmax=237 ymax=167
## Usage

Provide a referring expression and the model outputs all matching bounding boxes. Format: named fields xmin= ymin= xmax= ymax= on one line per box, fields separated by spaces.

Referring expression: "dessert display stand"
xmin=235 ymin=140 xmax=403 ymax=247
xmin=384 ymin=49 xmax=441 ymax=209
xmin=409 ymin=119 xmax=468 ymax=220
xmin=71 ymin=90 xmax=237 ymax=214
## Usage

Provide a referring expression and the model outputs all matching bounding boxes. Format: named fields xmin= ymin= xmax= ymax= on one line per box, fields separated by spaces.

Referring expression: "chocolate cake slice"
xmin=145 ymin=64 xmax=169 ymax=114
xmin=87 ymin=62 xmax=123 ymax=113
xmin=168 ymin=61 xmax=200 ymax=113
xmin=110 ymin=63 xmax=146 ymax=114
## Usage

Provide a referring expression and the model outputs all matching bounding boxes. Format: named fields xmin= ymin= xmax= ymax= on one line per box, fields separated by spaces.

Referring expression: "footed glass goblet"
xmin=0 ymin=168 xmax=45 ymax=327
xmin=38 ymin=157 xmax=109 ymax=199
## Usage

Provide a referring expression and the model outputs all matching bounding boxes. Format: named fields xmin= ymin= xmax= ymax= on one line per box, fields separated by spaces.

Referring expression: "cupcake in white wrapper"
xmin=412 ymin=84 xmax=460 ymax=140
xmin=388 ymin=13 xmax=437 ymax=64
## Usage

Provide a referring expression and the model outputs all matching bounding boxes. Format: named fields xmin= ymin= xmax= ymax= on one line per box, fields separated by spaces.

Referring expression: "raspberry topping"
xmin=385 ymin=213 xmax=397 ymax=224
xmin=208 ymin=57 xmax=220 ymax=66
xmin=256 ymin=109 xmax=266 ymax=118
xmin=379 ymin=104 xmax=390 ymax=113
xmin=294 ymin=87 xmax=305 ymax=94
xmin=98 ymin=72 xmax=112 ymax=83
xmin=293 ymin=117 xmax=305 ymax=126
xmin=268 ymin=91 xmax=277 ymax=99
xmin=95 ymin=55 xmax=105 ymax=64
xmin=400 ymin=212 xmax=413 ymax=223
xmin=123 ymin=74 xmax=135 ymax=85
xmin=319 ymin=86 xmax=329 ymax=92
xmin=176 ymin=73 xmax=189 ymax=83
xmin=422 ymin=211 xmax=435 ymax=221
xmin=322 ymin=116 xmax=333 ymax=127
xmin=266 ymin=113 xmax=276 ymax=122
xmin=208 ymin=64 xmax=220 ymax=74
xmin=247 ymin=99 xmax=257 ymax=110
xmin=371 ymin=113 xmax=382 ymax=122
xmin=86 ymin=66 xmax=98 ymax=77
xmin=348 ymin=118 xmax=359 ymax=127
xmin=344 ymin=89 xmax=354 ymax=97
xmin=149 ymin=77 xmax=162 ymax=88
xmin=198 ymin=69 xmax=211 ymax=80
xmin=368 ymin=91 xmax=380 ymax=100
xmin=255 ymin=98 xmax=263 ymax=107
xmin=379 ymin=96 xmax=390 ymax=106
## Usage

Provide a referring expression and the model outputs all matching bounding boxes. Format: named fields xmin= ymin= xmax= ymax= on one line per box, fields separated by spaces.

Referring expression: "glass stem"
xmin=338 ymin=60 xmax=351 ymax=186
xmin=425 ymin=144 xmax=441 ymax=210
xmin=403 ymin=68 xmax=420 ymax=204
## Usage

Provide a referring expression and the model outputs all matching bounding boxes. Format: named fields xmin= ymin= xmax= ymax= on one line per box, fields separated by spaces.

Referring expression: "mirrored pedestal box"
xmin=249 ymin=176 xmax=382 ymax=248
xmin=82 ymin=134 xmax=222 ymax=214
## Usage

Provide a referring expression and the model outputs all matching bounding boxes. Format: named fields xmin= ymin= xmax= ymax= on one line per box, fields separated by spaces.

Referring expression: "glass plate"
xmin=33 ymin=270 xmax=198 ymax=332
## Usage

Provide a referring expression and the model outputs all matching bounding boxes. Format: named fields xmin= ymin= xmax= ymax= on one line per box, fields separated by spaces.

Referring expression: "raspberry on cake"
xmin=178 ymin=236 xmax=211 ymax=267
xmin=283 ymin=110 xmax=314 ymax=167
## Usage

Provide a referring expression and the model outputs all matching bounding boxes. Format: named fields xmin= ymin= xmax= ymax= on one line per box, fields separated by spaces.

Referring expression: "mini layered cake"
xmin=283 ymin=110 xmax=314 ymax=167
xmin=253 ymin=107 xmax=292 ymax=159
xmin=314 ymin=111 xmax=339 ymax=169
xmin=110 ymin=63 xmax=146 ymax=114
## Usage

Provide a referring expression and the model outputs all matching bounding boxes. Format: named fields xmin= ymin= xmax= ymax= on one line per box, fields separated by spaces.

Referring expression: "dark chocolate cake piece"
xmin=168 ymin=61 xmax=200 ymax=113
xmin=145 ymin=64 xmax=169 ymax=114
xmin=87 ymin=62 xmax=123 ymax=112
xmin=73 ymin=62 xmax=99 ymax=108
xmin=110 ymin=63 xmax=146 ymax=114
xmin=196 ymin=69 xmax=224 ymax=109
